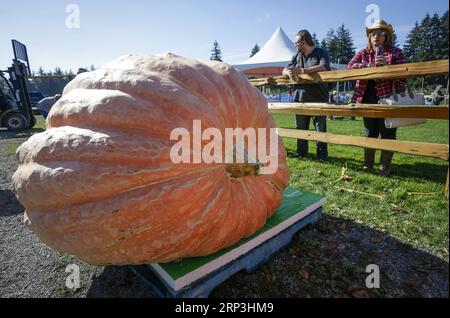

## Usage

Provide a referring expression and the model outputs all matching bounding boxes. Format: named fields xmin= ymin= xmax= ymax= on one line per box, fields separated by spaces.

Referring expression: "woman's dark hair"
xmin=296 ymin=30 xmax=315 ymax=46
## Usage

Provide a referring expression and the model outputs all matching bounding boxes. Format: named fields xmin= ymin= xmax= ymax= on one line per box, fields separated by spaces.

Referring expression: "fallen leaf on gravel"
xmin=413 ymin=267 xmax=428 ymax=275
xmin=413 ymin=264 xmax=429 ymax=274
xmin=263 ymin=271 xmax=273 ymax=282
xmin=325 ymin=240 xmax=338 ymax=250
xmin=371 ymin=235 xmax=383 ymax=244
xmin=330 ymin=279 xmax=346 ymax=293
xmin=299 ymin=268 xmax=310 ymax=281
xmin=383 ymin=249 xmax=393 ymax=257
xmin=405 ymin=275 xmax=424 ymax=288
xmin=331 ymin=272 xmax=342 ymax=280
xmin=318 ymin=259 xmax=329 ymax=266
xmin=306 ymin=252 xmax=316 ymax=258
xmin=309 ymin=275 xmax=321 ymax=284
xmin=348 ymin=285 xmax=370 ymax=298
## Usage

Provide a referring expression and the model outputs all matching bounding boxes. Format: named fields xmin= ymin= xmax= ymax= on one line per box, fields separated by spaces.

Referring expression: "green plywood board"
xmin=152 ymin=187 xmax=324 ymax=283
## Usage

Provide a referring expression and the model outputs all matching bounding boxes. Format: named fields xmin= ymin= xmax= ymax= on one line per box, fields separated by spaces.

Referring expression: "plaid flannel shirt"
xmin=347 ymin=47 xmax=406 ymax=103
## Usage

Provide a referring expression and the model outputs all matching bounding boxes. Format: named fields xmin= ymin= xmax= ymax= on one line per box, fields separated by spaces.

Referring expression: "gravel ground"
xmin=0 ymin=132 xmax=448 ymax=298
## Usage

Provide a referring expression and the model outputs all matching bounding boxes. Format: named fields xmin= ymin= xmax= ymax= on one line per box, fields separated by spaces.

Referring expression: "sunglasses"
xmin=369 ymin=31 xmax=387 ymax=38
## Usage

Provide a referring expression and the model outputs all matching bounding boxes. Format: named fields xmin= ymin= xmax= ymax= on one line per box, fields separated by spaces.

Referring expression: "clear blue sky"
xmin=1 ymin=0 xmax=448 ymax=73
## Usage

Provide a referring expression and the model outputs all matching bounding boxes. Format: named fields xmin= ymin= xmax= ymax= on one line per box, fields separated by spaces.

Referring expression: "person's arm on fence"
xmin=282 ymin=54 xmax=299 ymax=78
xmin=286 ymin=50 xmax=330 ymax=76
xmin=303 ymin=48 xmax=330 ymax=74
xmin=347 ymin=50 xmax=371 ymax=69
xmin=302 ymin=65 xmax=328 ymax=74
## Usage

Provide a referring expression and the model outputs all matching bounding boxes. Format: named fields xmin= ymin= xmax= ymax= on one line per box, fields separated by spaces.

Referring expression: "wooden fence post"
xmin=445 ymin=168 xmax=449 ymax=198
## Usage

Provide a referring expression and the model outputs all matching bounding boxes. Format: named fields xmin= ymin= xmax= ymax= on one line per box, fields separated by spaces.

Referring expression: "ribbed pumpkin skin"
xmin=12 ymin=54 xmax=289 ymax=265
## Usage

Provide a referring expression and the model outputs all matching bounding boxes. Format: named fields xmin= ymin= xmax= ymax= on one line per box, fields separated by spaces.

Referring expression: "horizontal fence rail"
xmin=269 ymin=103 xmax=449 ymax=119
xmin=250 ymin=59 xmax=449 ymax=86
xmin=276 ymin=128 xmax=449 ymax=161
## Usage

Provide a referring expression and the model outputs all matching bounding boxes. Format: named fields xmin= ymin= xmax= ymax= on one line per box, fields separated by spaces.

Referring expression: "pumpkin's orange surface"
xmin=12 ymin=54 xmax=289 ymax=265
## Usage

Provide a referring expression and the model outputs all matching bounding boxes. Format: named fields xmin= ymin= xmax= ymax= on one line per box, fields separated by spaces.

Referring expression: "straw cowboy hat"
xmin=366 ymin=19 xmax=394 ymax=37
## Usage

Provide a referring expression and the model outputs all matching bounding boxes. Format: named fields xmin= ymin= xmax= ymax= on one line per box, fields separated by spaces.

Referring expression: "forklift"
xmin=0 ymin=40 xmax=35 ymax=131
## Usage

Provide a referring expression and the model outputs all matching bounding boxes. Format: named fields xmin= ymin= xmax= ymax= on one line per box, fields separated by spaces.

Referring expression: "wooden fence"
xmin=249 ymin=59 xmax=449 ymax=196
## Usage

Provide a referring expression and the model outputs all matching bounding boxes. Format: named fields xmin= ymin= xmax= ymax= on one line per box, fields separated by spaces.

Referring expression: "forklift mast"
xmin=6 ymin=40 xmax=35 ymax=128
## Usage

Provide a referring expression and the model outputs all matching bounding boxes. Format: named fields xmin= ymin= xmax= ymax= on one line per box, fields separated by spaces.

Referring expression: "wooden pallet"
xmin=130 ymin=187 xmax=325 ymax=298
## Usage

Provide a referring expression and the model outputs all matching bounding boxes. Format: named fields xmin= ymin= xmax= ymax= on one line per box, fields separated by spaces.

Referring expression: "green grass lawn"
xmin=273 ymin=114 xmax=449 ymax=258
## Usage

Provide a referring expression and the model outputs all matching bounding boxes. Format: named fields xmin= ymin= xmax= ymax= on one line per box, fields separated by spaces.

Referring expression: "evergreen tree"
xmin=403 ymin=21 xmax=421 ymax=62
xmin=54 ymin=67 xmax=63 ymax=75
xmin=417 ymin=14 xmax=434 ymax=61
xmin=403 ymin=12 xmax=448 ymax=89
xmin=437 ymin=10 xmax=449 ymax=60
xmin=320 ymin=38 xmax=327 ymax=50
xmin=392 ymin=29 xmax=398 ymax=47
xmin=90 ymin=65 xmax=96 ymax=71
xmin=335 ymin=24 xmax=355 ymax=64
xmin=250 ymin=43 xmax=260 ymax=57
xmin=29 ymin=66 xmax=75 ymax=96
xmin=210 ymin=40 xmax=223 ymax=62
xmin=312 ymin=33 xmax=320 ymax=47
xmin=324 ymin=29 xmax=339 ymax=63
xmin=428 ymin=13 xmax=444 ymax=60
xmin=428 ymin=13 xmax=446 ymax=86
xmin=37 ymin=67 xmax=45 ymax=77
xmin=403 ymin=21 xmax=423 ymax=89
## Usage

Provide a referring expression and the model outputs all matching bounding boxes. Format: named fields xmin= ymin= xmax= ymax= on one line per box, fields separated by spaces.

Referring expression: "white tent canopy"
xmin=234 ymin=27 xmax=296 ymax=71
xmin=233 ymin=26 xmax=346 ymax=72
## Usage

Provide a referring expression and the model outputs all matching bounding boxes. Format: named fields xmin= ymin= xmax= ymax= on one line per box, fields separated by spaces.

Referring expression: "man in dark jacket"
xmin=282 ymin=29 xmax=330 ymax=162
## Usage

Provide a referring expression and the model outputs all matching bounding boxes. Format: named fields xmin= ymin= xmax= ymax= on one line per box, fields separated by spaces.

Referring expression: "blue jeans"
xmin=363 ymin=118 xmax=397 ymax=139
xmin=295 ymin=115 xmax=328 ymax=161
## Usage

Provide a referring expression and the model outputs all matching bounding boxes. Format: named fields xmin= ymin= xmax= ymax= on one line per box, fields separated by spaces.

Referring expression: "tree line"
xmin=403 ymin=11 xmax=449 ymax=89
xmin=26 ymin=65 xmax=95 ymax=96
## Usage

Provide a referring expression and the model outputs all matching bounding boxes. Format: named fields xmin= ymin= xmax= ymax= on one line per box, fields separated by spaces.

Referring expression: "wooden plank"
xmin=250 ymin=59 xmax=449 ymax=86
xmin=268 ymin=103 xmax=449 ymax=119
xmin=276 ymin=128 xmax=449 ymax=161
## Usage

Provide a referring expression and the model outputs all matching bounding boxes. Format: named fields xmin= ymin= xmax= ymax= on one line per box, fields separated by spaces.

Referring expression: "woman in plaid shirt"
xmin=347 ymin=19 xmax=406 ymax=177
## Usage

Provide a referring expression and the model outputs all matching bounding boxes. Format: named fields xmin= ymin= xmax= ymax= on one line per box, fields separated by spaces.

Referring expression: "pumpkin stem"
xmin=224 ymin=146 xmax=263 ymax=178
xmin=225 ymin=162 xmax=262 ymax=178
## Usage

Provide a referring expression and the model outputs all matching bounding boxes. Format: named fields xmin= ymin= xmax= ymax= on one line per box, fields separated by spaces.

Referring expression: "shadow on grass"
xmin=286 ymin=151 xmax=448 ymax=184
xmin=87 ymin=214 xmax=448 ymax=298
xmin=0 ymin=190 xmax=23 ymax=217
xmin=0 ymin=127 xmax=45 ymax=140
xmin=392 ymin=162 xmax=448 ymax=183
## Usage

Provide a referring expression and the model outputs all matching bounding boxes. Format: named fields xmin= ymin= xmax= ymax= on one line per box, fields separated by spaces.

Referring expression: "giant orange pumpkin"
xmin=12 ymin=54 xmax=289 ymax=265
